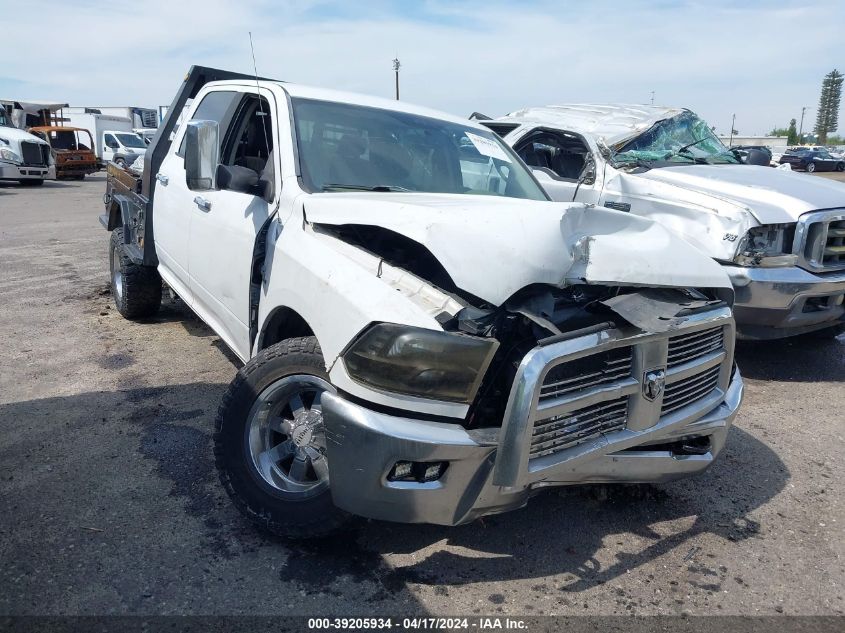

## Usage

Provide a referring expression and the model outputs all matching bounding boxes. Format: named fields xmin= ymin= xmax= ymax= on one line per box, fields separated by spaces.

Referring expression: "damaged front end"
xmin=318 ymin=227 xmax=742 ymax=524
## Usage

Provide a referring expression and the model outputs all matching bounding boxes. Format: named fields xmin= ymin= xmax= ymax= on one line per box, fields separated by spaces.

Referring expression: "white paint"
xmin=154 ymin=82 xmax=731 ymax=416
xmin=493 ymin=104 xmax=845 ymax=262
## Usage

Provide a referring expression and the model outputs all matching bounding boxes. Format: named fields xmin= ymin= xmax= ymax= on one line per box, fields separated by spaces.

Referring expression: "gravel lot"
xmin=0 ymin=174 xmax=842 ymax=619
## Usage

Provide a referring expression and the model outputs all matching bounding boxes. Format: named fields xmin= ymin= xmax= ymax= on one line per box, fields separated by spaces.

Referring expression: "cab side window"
xmin=213 ymin=94 xmax=277 ymax=200
xmin=221 ymin=95 xmax=274 ymax=175
xmin=104 ymin=133 xmax=119 ymax=149
xmin=176 ymin=90 xmax=240 ymax=158
xmin=516 ymin=131 xmax=592 ymax=182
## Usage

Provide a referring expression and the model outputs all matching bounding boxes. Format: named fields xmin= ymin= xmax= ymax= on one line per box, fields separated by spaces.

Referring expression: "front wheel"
xmin=806 ymin=162 xmax=816 ymax=173
xmin=214 ymin=337 xmax=351 ymax=539
xmin=836 ymin=162 xmax=844 ymax=172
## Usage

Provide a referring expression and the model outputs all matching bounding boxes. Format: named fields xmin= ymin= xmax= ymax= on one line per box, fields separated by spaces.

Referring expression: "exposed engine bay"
xmin=317 ymin=222 xmax=726 ymax=429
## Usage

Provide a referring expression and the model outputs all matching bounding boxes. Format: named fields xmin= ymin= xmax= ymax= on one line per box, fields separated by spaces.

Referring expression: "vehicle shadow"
xmin=0 ymin=384 xmax=787 ymax=612
xmin=0 ymin=384 xmax=425 ymax=614
xmin=735 ymin=334 xmax=844 ymax=382
xmin=284 ymin=424 xmax=786 ymax=594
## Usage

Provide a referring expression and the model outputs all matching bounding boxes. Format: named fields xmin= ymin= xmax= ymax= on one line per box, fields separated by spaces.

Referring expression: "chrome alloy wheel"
xmin=246 ymin=375 xmax=333 ymax=497
xmin=110 ymin=242 xmax=123 ymax=302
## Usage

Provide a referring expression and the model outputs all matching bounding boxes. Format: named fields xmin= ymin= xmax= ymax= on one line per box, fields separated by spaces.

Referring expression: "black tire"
xmin=109 ymin=228 xmax=161 ymax=319
xmin=115 ymin=158 xmax=126 ymax=168
xmin=18 ymin=179 xmax=44 ymax=186
xmin=214 ymin=337 xmax=352 ymax=539
xmin=837 ymin=162 xmax=844 ymax=172
xmin=806 ymin=162 xmax=816 ymax=173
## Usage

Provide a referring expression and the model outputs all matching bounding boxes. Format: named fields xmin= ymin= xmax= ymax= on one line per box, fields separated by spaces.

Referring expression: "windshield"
xmin=612 ymin=112 xmax=740 ymax=167
xmin=115 ymin=133 xmax=147 ymax=149
xmin=291 ymin=98 xmax=547 ymax=200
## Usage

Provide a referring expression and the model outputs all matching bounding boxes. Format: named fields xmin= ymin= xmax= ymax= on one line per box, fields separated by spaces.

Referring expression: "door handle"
xmin=193 ymin=196 xmax=212 ymax=212
xmin=155 ymin=172 xmax=169 ymax=186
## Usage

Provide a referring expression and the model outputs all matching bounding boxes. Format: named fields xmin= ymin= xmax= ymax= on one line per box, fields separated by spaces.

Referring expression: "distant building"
xmin=718 ymin=135 xmax=788 ymax=150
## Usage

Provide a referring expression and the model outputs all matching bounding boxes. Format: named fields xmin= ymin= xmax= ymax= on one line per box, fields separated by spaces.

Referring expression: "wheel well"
xmin=259 ymin=307 xmax=315 ymax=350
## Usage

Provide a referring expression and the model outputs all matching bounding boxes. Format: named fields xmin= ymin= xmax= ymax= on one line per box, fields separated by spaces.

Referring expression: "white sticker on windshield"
xmin=465 ymin=132 xmax=511 ymax=163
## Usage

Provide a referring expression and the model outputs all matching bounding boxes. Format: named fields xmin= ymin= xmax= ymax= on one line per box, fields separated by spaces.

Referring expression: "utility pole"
xmin=392 ymin=57 xmax=401 ymax=100
xmin=729 ymin=113 xmax=735 ymax=147
xmin=650 ymin=91 xmax=654 ymax=105
xmin=798 ymin=106 xmax=808 ymax=144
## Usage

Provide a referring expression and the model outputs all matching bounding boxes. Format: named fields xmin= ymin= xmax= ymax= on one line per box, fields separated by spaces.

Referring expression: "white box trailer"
xmin=65 ymin=106 xmax=158 ymax=129
xmin=63 ymin=112 xmax=136 ymax=164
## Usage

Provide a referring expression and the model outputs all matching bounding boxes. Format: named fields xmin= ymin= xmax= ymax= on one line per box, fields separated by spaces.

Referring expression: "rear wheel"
xmin=109 ymin=228 xmax=161 ymax=319
xmin=837 ymin=162 xmax=844 ymax=172
xmin=806 ymin=162 xmax=816 ymax=173
xmin=214 ymin=337 xmax=351 ymax=539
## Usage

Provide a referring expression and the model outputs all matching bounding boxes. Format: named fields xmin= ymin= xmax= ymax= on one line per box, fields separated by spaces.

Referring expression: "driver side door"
xmin=186 ymin=88 xmax=279 ymax=361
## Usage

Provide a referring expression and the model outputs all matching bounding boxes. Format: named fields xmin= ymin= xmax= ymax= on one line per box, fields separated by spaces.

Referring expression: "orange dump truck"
xmin=28 ymin=126 xmax=98 ymax=179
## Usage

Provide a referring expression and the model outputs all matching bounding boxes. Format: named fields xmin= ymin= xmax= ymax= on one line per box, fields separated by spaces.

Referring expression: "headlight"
xmin=734 ymin=224 xmax=797 ymax=267
xmin=0 ymin=147 xmax=22 ymax=164
xmin=342 ymin=323 xmax=499 ymax=403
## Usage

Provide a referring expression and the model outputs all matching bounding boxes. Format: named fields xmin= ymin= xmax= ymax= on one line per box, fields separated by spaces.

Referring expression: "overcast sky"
xmin=2 ymin=0 xmax=843 ymax=136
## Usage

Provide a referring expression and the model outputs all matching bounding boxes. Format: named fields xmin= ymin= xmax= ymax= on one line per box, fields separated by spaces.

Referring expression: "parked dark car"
xmin=779 ymin=148 xmax=845 ymax=172
xmin=732 ymin=145 xmax=773 ymax=163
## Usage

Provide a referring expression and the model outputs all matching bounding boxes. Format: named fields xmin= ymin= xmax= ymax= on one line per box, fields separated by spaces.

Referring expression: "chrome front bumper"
xmin=323 ymin=310 xmax=742 ymax=526
xmin=724 ymin=264 xmax=845 ymax=339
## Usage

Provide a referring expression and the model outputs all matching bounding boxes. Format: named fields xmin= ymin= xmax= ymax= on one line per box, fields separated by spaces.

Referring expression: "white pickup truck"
xmin=0 ymin=108 xmax=54 ymax=185
xmin=478 ymin=105 xmax=845 ymax=339
xmin=102 ymin=68 xmax=743 ymax=538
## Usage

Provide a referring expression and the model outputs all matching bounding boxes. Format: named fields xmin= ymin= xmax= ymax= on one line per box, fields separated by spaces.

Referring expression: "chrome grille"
xmin=21 ymin=141 xmax=48 ymax=166
xmin=797 ymin=211 xmax=845 ymax=272
xmin=661 ymin=365 xmax=721 ymax=415
xmin=539 ymin=346 xmax=633 ymax=401
xmin=529 ymin=397 xmax=627 ymax=459
xmin=667 ymin=326 xmax=724 ymax=369
xmin=823 ymin=219 xmax=845 ymax=267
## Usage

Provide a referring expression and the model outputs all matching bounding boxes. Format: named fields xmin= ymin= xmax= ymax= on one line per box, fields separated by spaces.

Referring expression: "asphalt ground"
xmin=0 ymin=174 xmax=842 ymax=622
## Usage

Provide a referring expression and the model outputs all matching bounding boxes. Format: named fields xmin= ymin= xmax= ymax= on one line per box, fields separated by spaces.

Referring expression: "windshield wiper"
xmin=661 ymin=138 xmax=711 ymax=164
xmin=321 ymin=183 xmax=411 ymax=192
xmin=676 ymin=137 xmax=709 ymax=154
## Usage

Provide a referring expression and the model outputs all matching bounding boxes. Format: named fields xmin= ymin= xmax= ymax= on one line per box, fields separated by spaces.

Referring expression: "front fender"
xmin=256 ymin=220 xmax=470 ymax=419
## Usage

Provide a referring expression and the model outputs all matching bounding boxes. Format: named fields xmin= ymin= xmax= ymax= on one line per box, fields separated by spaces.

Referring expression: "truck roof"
xmin=28 ymin=125 xmax=91 ymax=133
xmin=495 ymin=104 xmax=689 ymax=146
xmin=203 ymin=79 xmax=490 ymax=130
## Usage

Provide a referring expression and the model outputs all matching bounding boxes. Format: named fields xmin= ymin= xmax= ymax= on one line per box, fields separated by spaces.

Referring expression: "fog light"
xmin=388 ymin=460 xmax=448 ymax=483
xmin=390 ymin=461 xmax=413 ymax=480
xmin=423 ymin=463 xmax=445 ymax=482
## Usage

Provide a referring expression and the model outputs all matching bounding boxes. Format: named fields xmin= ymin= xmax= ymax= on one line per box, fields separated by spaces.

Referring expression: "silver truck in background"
xmin=479 ymin=105 xmax=845 ymax=340
xmin=103 ymin=68 xmax=743 ymax=538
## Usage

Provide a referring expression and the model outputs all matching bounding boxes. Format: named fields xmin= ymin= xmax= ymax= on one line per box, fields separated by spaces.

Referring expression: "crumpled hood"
xmin=636 ymin=164 xmax=845 ymax=224
xmin=304 ymin=192 xmax=731 ymax=306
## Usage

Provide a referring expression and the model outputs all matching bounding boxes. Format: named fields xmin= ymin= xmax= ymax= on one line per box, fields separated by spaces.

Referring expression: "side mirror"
xmin=745 ymin=149 xmax=770 ymax=166
xmin=185 ymin=120 xmax=219 ymax=190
